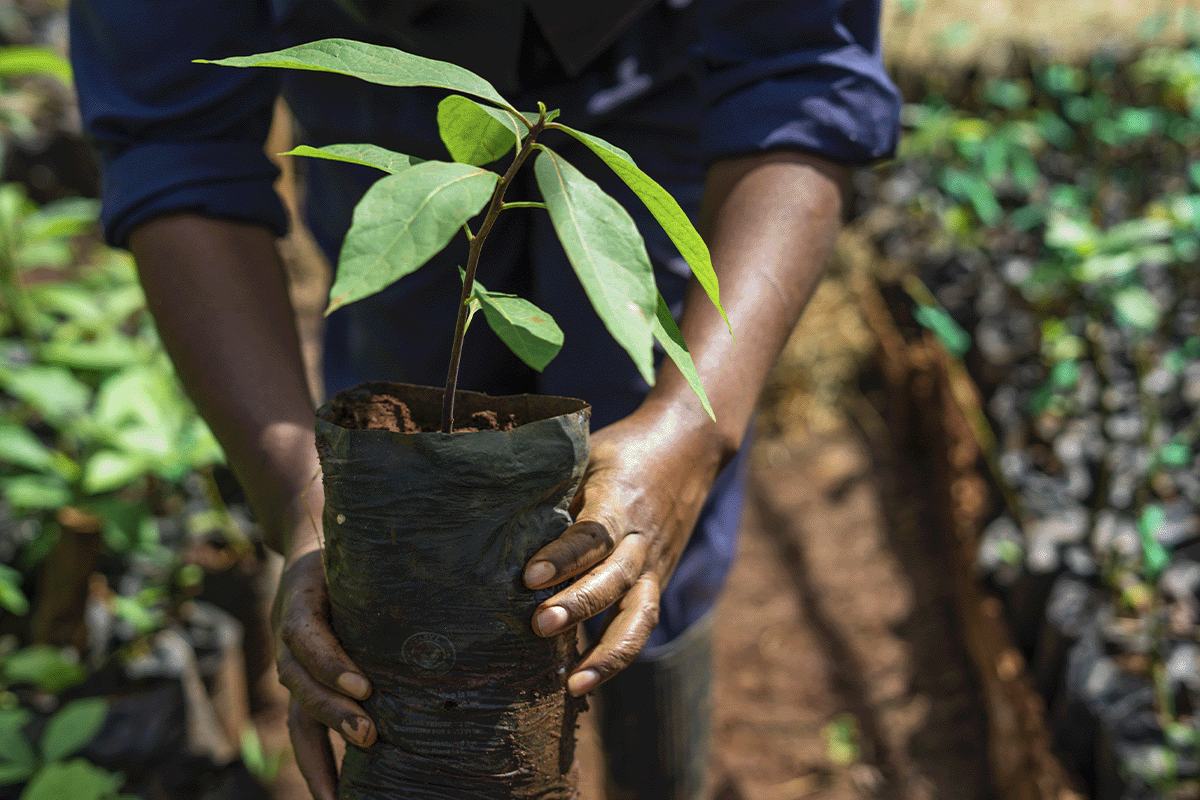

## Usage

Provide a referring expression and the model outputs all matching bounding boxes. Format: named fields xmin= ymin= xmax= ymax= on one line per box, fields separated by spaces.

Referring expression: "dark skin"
xmin=129 ymin=148 xmax=847 ymax=800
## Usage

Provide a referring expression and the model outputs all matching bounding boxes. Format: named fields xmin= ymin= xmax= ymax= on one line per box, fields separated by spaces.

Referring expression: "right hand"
xmin=273 ymin=547 xmax=377 ymax=800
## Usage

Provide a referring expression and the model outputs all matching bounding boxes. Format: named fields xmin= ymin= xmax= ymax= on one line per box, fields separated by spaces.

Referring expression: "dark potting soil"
xmin=320 ymin=381 xmax=585 ymax=433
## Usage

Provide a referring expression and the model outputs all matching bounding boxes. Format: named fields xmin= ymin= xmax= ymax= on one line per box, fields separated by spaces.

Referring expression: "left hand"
xmin=521 ymin=406 xmax=723 ymax=696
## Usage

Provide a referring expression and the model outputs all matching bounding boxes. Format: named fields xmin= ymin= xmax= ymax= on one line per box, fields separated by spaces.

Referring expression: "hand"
xmin=273 ymin=546 xmax=377 ymax=800
xmin=522 ymin=407 xmax=723 ymax=696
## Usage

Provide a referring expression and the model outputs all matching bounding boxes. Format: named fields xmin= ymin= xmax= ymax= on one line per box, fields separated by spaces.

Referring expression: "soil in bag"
xmin=316 ymin=382 xmax=591 ymax=800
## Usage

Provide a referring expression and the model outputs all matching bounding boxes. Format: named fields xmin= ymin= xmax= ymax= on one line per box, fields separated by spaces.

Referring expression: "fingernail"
xmin=535 ymin=605 xmax=569 ymax=636
xmin=341 ymin=716 xmax=369 ymax=747
xmin=524 ymin=560 xmax=555 ymax=587
xmin=337 ymin=672 xmax=371 ymax=699
xmin=568 ymin=669 xmax=599 ymax=696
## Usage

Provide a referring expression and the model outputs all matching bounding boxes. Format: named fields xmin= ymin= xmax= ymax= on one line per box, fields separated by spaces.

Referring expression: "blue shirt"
xmin=70 ymin=0 xmax=901 ymax=250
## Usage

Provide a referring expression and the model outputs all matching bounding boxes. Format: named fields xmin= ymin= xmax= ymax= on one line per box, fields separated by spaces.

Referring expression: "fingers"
xmin=568 ymin=575 xmax=661 ymax=696
xmin=277 ymin=645 xmax=377 ymax=748
xmin=531 ymin=532 xmax=647 ymax=637
xmin=524 ymin=519 xmax=615 ymax=589
xmin=288 ymin=698 xmax=339 ymax=800
xmin=277 ymin=552 xmax=373 ymax=701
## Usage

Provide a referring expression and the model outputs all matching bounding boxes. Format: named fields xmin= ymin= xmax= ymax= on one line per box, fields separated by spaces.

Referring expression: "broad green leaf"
xmin=0 ymin=47 xmax=72 ymax=84
xmin=200 ymin=38 xmax=514 ymax=112
xmin=0 ymin=423 xmax=54 ymax=473
xmin=40 ymin=698 xmax=108 ymax=763
xmin=22 ymin=198 xmax=100 ymax=244
xmin=111 ymin=596 xmax=162 ymax=637
xmin=1 ymin=366 xmax=91 ymax=423
xmin=0 ymin=564 xmax=29 ymax=616
xmin=40 ymin=336 xmax=142 ymax=371
xmin=3 ymin=646 xmax=86 ymax=694
xmin=1113 ymin=286 xmax=1161 ymax=332
xmin=332 ymin=161 xmax=498 ymax=312
xmin=18 ymin=759 xmax=123 ymax=800
xmin=281 ymin=144 xmax=420 ymax=175
xmin=82 ymin=451 xmax=149 ymax=496
xmin=0 ymin=708 xmax=35 ymax=786
xmin=471 ymin=281 xmax=563 ymax=371
xmin=652 ymin=293 xmax=714 ymax=420
xmin=1 ymin=475 xmax=71 ymax=511
xmin=534 ymin=148 xmax=656 ymax=385
xmin=555 ymin=124 xmax=728 ymax=330
xmin=1158 ymin=441 xmax=1193 ymax=467
xmin=438 ymin=95 xmax=518 ymax=166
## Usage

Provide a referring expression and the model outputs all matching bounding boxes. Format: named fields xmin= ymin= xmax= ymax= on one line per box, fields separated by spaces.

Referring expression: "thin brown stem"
xmin=441 ymin=119 xmax=546 ymax=433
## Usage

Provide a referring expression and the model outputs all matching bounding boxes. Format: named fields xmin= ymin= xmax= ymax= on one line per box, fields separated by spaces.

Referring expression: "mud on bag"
xmin=315 ymin=383 xmax=591 ymax=800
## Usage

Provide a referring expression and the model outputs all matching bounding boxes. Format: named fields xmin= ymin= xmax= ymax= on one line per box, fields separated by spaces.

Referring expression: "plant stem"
xmin=441 ymin=119 xmax=546 ymax=433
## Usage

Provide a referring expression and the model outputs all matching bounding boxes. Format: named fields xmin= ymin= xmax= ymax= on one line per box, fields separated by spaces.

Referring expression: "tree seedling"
xmin=201 ymin=38 xmax=727 ymax=432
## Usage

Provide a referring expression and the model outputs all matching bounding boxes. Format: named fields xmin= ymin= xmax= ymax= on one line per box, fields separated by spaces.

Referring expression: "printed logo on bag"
xmin=401 ymin=632 xmax=456 ymax=673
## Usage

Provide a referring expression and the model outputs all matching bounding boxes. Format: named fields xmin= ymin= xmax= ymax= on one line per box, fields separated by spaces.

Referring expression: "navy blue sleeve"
xmin=69 ymin=0 xmax=288 ymax=248
xmin=695 ymin=0 xmax=900 ymax=166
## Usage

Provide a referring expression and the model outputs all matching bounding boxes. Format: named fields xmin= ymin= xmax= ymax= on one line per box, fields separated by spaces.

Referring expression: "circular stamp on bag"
xmin=401 ymin=632 xmax=455 ymax=673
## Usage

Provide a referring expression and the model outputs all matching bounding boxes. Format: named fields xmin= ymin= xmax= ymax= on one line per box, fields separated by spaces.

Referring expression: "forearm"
xmin=129 ymin=214 xmax=323 ymax=558
xmin=638 ymin=149 xmax=849 ymax=461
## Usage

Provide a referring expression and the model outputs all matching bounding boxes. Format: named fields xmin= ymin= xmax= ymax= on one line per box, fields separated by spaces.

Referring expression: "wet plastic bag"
xmin=315 ymin=383 xmax=590 ymax=800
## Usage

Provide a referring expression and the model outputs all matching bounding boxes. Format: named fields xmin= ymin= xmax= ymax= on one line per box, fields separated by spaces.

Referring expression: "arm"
xmin=523 ymin=149 xmax=849 ymax=693
xmin=128 ymin=216 xmax=373 ymax=800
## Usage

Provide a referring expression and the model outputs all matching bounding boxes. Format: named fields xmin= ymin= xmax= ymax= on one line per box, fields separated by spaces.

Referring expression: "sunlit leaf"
xmin=533 ymin=148 xmax=655 ymax=385
xmin=553 ymin=124 xmax=728 ymax=330
xmin=0 ymin=46 xmax=71 ymax=84
xmin=281 ymin=144 xmax=420 ymax=174
xmin=40 ymin=698 xmax=108 ymax=763
xmin=1 ymin=366 xmax=90 ymax=423
xmin=471 ymin=280 xmax=563 ymax=371
xmin=200 ymin=38 xmax=514 ymax=111
xmin=0 ymin=423 xmax=54 ymax=473
xmin=913 ymin=305 xmax=971 ymax=356
xmin=331 ymin=162 xmax=499 ymax=312
xmin=437 ymin=95 xmax=518 ymax=166
xmin=1138 ymin=504 xmax=1171 ymax=579
xmin=82 ymin=451 xmax=149 ymax=496
xmin=1113 ymin=286 xmax=1161 ymax=332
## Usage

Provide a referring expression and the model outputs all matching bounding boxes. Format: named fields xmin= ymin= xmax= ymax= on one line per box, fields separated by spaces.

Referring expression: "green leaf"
xmin=82 ymin=451 xmax=149 ymax=496
xmin=0 ymin=708 xmax=35 ymax=786
xmin=281 ymin=144 xmax=420 ymax=174
xmin=437 ymin=95 xmax=518 ymax=166
xmin=652 ymin=293 xmax=714 ymax=420
xmin=40 ymin=336 xmax=142 ymax=371
xmin=533 ymin=148 xmax=656 ymax=385
xmin=40 ymin=698 xmax=107 ymax=763
xmin=0 ymin=423 xmax=54 ymax=473
xmin=0 ymin=47 xmax=72 ymax=84
xmin=913 ymin=305 xmax=972 ymax=356
xmin=18 ymin=759 xmax=123 ymax=800
xmin=199 ymin=38 xmax=514 ymax=112
xmin=1 ymin=366 xmax=91 ymax=424
xmin=1157 ymin=441 xmax=1192 ymax=468
xmin=471 ymin=281 xmax=563 ymax=371
xmin=331 ymin=161 xmax=499 ymax=313
xmin=1 ymin=475 xmax=71 ymax=511
xmin=3 ymin=646 xmax=85 ymax=694
xmin=0 ymin=564 xmax=29 ymax=616
xmin=1113 ymin=286 xmax=1161 ymax=332
xmin=554 ymin=124 xmax=728 ymax=330
xmin=1138 ymin=504 xmax=1171 ymax=579
xmin=22 ymin=198 xmax=100 ymax=244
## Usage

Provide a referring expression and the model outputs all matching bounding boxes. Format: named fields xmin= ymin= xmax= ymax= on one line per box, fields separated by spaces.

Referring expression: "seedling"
xmin=202 ymin=39 xmax=727 ymax=432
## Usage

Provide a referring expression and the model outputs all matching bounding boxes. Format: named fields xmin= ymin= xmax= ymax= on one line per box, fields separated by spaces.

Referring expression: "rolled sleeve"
xmin=696 ymin=0 xmax=901 ymax=165
xmin=70 ymin=0 xmax=287 ymax=247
